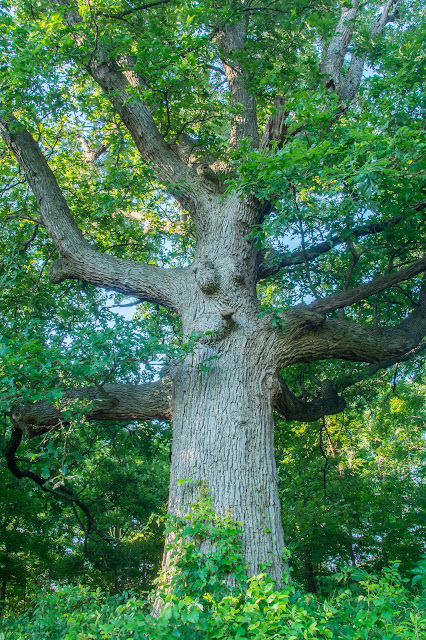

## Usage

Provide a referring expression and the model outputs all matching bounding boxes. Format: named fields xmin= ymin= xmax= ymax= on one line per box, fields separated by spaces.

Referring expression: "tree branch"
xmin=50 ymin=0 xmax=214 ymax=215
xmin=85 ymin=58 xmax=208 ymax=211
xmin=260 ymin=96 xmax=288 ymax=151
xmin=80 ymin=137 xmax=108 ymax=164
xmin=257 ymin=215 xmax=403 ymax=280
xmin=340 ymin=0 xmax=397 ymax=102
xmin=259 ymin=1 xmax=398 ymax=164
xmin=11 ymin=380 xmax=172 ymax=439
xmin=322 ymin=0 xmax=360 ymax=94
xmin=303 ymin=255 xmax=426 ymax=315
xmin=335 ymin=341 xmax=426 ymax=392
xmin=279 ymin=277 xmax=426 ymax=367
xmin=97 ymin=0 xmax=171 ymax=20
xmin=0 ymin=115 xmax=186 ymax=312
xmin=3 ymin=427 xmax=101 ymax=543
xmin=216 ymin=17 xmax=259 ymax=148
xmin=274 ymin=377 xmax=346 ymax=422
xmin=275 ymin=340 xmax=426 ymax=423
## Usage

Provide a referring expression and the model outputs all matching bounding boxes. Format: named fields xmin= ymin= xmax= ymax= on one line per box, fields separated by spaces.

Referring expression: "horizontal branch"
xmin=11 ymin=380 xmax=172 ymax=439
xmin=304 ymin=255 xmax=426 ymax=315
xmin=278 ymin=277 xmax=426 ymax=367
xmin=274 ymin=341 xmax=426 ymax=423
xmin=0 ymin=115 xmax=186 ymax=311
xmin=257 ymin=216 xmax=402 ymax=279
xmin=335 ymin=341 xmax=426 ymax=393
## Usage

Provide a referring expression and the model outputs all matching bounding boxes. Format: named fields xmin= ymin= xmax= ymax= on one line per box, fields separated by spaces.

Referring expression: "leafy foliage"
xmin=1 ymin=506 xmax=426 ymax=639
xmin=276 ymin=373 xmax=426 ymax=591
xmin=0 ymin=418 xmax=170 ymax=606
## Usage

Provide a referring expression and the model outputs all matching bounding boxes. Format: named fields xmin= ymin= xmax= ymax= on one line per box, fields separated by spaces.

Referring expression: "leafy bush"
xmin=1 ymin=500 xmax=426 ymax=639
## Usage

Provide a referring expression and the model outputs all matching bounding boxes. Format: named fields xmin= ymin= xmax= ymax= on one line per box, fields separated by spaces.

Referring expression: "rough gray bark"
xmin=11 ymin=380 xmax=172 ymax=438
xmin=323 ymin=0 xmax=398 ymax=101
xmin=340 ymin=0 xmax=397 ymax=101
xmin=322 ymin=0 xmax=360 ymax=93
xmin=169 ymin=336 xmax=285 ymax=582
xmin=260 ymin=96 xmax=288 ymax=151
xmin=216 ymin=18 xmax=259 ymax=149
xmin=1 ymin=0 xmax=425 ymax=589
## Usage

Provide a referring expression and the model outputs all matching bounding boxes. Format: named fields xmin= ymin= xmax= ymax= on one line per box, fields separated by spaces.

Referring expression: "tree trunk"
xmin=167 ymin=333 xmax=285 ymax=584
xmin=155 ymin=195 xmax=287 ymax=584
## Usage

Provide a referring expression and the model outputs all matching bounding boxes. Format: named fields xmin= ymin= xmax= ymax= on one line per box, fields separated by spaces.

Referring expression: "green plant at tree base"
xmin=157 ymin=488 xmax=248 ymax=603
xmin=1 ymin=498 xmax=426 ymax=640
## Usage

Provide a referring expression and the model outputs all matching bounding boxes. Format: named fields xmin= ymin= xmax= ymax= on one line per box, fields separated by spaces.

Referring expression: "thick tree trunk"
xmin=167 ymin=335 xmax=285 ymax=583
xmin=155 ymin=195 xmax=287 ymax=584
xmin=150 ymin=192 xmax=290 ymax=588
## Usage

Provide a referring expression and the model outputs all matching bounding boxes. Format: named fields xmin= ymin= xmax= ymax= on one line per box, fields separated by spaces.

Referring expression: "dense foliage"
xmin=1 ymin=501 xmax=426 ymax=639
xmin=277 ymin=376 xmax=426 ymax=589
xmin=0 ymin=417 xmax=170 ymax=609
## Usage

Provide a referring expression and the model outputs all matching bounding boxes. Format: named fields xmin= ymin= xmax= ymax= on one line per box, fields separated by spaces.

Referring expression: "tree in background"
xmin=0 ymin=0 xmax=425 ymax=588
xmin=277 ymin=371 xmax=426 ymax=592
xmin=0 ymin=417 xmax=170 ymax=610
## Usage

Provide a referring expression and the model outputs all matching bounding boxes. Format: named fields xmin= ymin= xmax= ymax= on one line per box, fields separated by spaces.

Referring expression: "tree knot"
xmin=192 ymin=260 xmax=220 ymax=295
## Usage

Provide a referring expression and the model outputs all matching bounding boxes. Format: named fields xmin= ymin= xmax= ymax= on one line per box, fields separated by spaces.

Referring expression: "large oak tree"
xmin=1 ymin=0 xmax=425 ymax=585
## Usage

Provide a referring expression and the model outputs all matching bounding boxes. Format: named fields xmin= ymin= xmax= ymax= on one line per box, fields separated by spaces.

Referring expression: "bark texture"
xmin=170 ymin=336 xmax=285 ymax=581
xmin=11 ymin=381 xmax=172 ymax=438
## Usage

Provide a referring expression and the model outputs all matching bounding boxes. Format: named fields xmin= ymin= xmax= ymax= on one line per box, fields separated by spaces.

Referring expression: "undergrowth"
xmin=1 ymin=493 xmax=426 ymax=639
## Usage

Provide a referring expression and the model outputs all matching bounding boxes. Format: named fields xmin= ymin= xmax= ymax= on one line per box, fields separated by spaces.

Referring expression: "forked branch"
xmin=322 ymin=0 xmax=397 ymax=102
xmin=341 ymin=0 xmax=398 ymax=101
xmin=3 ymin=427 xmax=105 ymax=549
xmin=0 ymin=115 xmax=186 ymax=312
xmin=322 ymin=0 xmax=360 ymax=94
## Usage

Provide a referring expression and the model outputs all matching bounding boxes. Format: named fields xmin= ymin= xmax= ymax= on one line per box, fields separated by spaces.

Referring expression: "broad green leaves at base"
xmin=1 ymin=561 xmax=426 ymax=639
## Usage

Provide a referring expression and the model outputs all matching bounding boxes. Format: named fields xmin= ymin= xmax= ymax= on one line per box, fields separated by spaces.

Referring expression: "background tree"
xmin=0 ymin=0 xmax=425 ymax=588
xmin=277 ymin=370 xmax=426 ymax=592
xmin=0 ymin=415 xmax=170 ymax=609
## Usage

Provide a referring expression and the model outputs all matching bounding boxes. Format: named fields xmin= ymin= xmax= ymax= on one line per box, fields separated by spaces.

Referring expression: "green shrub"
xmin=1 ymin=498 xmax=426 ymax=639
